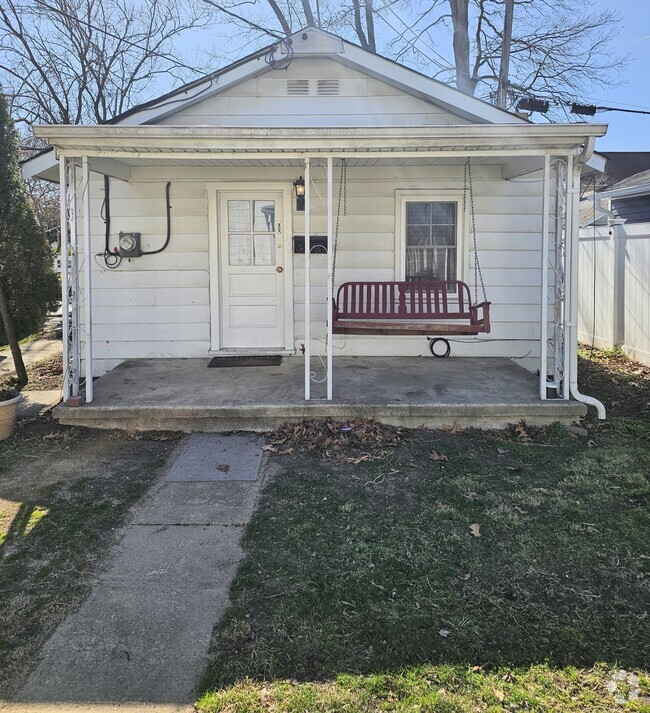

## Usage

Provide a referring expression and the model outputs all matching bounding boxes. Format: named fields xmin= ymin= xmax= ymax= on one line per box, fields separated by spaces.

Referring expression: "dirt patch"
xmin=578 ymin=345 xmax=650 ymax=419
xmin=0 ymin=415 xmax=182 ymax=698
xmin=22 ymin=352 xmax=63 ymax=392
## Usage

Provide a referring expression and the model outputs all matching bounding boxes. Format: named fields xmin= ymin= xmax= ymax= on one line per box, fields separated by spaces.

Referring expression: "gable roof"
xmin=109 ymin=27 xmax=527 ymax=127
xmin=595 ymin=152 xmax=650 ymax=191
xmin=600 ymin=169 xmax=650 ymax=199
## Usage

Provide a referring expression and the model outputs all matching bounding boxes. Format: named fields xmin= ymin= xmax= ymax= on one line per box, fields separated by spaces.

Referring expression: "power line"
xmin=588 ymin=105 xmax=650 ymax=116
xmin=374 ymin=1 xmax=455 ymax=75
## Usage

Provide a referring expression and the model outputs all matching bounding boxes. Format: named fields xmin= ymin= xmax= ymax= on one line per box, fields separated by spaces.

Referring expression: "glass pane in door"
xmin=253 ymin=201 xmax=276 ymax=232
xmin=229 ymin=234 xmax=251 ymax=265
xmin=228 ymin=200 xmax=250 ymax=231
xmin=253 ymin=234 xmax=276 ymax=266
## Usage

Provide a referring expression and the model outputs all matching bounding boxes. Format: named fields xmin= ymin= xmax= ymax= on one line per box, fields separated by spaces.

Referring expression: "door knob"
xmin=276 ymin=266 xmax=283 ymax=273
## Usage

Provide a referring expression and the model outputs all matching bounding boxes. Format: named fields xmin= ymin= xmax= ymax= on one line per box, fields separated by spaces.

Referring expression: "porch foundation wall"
xmin=53 ymin=357 xmax=586 ymax=433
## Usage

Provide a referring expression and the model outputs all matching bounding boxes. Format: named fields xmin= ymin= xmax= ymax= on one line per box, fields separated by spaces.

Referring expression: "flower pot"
xmin=0 ymin=394 xmax=21 ymax=441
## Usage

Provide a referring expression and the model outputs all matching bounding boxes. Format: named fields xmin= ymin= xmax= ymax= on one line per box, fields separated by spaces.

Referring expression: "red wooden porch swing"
xmin=331 ymin=159 xmax=491 ymax=345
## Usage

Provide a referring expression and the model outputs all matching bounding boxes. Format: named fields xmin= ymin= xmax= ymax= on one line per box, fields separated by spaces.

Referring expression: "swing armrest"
xmin=470 ymin=301 xmax=491 ymax=331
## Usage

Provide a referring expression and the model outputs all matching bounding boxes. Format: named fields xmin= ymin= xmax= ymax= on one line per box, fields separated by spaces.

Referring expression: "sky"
xmin=581 ymin=0 xmax=650 ymax=151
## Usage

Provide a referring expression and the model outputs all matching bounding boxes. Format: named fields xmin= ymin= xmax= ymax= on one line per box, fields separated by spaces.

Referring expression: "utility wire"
xmin=591 ymin=105 xmax=650 ymax=116
xmin=374 ymin=1 xmax=455 ymax=74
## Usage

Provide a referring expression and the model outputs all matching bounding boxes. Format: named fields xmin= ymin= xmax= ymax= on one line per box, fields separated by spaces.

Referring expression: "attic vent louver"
xmin=317 ymin=79 xmax=339 ymax=95
xmin=287 ymin=79 xmax=310 ymax=95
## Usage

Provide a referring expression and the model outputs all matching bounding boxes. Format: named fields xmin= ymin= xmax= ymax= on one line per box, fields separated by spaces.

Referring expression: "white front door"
xmin=219 ymin=193 xmax=285 ymax=349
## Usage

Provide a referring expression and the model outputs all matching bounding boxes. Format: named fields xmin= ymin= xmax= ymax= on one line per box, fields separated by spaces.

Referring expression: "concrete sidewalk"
xmin=4 ymin=435 xmax=266 ymax=712
xmin=0 ymin=338 xmax=61 ymax=373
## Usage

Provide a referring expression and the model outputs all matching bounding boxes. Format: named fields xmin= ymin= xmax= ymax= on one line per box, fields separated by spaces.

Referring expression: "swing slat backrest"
xmin=335 ymin=281 xmax=473 ymax=320
xmin=332 ymin=280 xmax=491 ymax=336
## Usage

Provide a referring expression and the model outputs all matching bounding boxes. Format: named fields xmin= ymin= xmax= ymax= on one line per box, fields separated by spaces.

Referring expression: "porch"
xmin=53 ymin=356 xmax=585 ymax=432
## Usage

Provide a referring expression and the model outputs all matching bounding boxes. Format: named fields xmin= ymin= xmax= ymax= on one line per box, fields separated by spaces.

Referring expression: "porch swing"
xmin=332 ymin=159 xmax=491 ymax=341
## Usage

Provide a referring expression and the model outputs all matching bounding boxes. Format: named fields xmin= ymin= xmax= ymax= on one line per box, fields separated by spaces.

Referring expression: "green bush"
xmin=0 ymin=89 xmax=59 ymax=345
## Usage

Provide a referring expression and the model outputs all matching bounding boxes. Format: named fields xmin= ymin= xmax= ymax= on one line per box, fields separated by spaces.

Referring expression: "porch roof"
xmin=34 ymin=124 xmax=607 ymax=158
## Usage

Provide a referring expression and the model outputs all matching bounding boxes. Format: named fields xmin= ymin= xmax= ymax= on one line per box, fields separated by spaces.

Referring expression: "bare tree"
xmin=200 ymin=0 xmax=624 ymax=115
xmin=201 ymin=0 xmax=379 ymax=52
xmin=0 ymin=0 xmax=212 ymax=126
xmin=419 ymin=0 xmax=625 ymax=110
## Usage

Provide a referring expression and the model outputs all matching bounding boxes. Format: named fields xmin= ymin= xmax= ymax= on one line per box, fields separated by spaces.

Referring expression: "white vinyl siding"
xmin=158 ymin=57 xmax=470 ymax=128
xmin=82 ymin=163 xmax=543 ymax=375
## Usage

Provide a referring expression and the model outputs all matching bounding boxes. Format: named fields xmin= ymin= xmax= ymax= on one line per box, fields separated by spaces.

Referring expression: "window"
xmin=404 ymin=201 xmax=457 ymax=282
xmin=227 ymin=199 xmax=276 ymax=266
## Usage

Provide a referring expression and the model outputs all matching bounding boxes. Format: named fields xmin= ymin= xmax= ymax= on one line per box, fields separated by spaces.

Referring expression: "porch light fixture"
xmin=293 ymin=176 xmax=305 ymax=211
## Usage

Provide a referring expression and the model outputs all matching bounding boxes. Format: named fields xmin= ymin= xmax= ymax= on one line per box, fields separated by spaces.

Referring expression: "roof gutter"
xmin=568 ymin=137 xmax=607 ymax=420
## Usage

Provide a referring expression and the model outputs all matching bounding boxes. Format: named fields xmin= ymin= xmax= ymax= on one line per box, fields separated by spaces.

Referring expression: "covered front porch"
xmin=53 ymin=356 xmax=585 ymax=432
xmin=29 ymin=123 xmax=610 ymax=427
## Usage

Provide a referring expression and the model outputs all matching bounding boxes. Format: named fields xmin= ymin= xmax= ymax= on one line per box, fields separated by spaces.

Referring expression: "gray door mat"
xmin=166 ymin=433 xmax=265 ymax=482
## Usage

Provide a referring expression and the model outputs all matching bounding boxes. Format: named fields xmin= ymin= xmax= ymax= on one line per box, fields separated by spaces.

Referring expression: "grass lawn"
xmin=199 ymin=349 xmax=650 ymax=712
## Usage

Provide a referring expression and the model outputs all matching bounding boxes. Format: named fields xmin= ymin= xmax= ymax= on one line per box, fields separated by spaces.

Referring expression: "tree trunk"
xmin=448 ymin=0 xmax=472 ymax=94
xmin=300 ymin=0 xmax=315 ymax=26
xmin=0 ymin=278 xmax=27 ymax=387
xmin=364 ymin=0 xmax=376 ymax=53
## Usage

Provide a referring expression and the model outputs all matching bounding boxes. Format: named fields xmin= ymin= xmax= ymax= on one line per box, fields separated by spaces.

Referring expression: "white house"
xmin=23 ymin=27 xmax=608 ymax=426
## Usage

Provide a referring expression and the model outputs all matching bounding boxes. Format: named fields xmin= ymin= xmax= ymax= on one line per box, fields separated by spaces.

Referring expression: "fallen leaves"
xmin=429 ymin=450 xmax=448 ymax=462
xmin=267 ymin=419 xmax=405 ymax=463
xmin=514 ymin=422 xmax=532 ymax=443
xmin=216 ymin=463 xmax=230 ymax=473
xmin=469 ymin=523 xmax=481 ymax=538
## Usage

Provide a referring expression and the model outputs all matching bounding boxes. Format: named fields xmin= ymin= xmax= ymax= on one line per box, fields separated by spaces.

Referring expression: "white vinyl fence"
xmin=579 ymin=221 xmax=650 ymax=365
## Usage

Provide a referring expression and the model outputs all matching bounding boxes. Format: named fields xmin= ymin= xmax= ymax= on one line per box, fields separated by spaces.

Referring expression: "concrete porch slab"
xmin=53 ymin=356 xmax=586 ymax=432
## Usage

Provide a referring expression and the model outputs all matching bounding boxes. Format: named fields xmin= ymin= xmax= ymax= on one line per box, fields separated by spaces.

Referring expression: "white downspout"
xmin=568 ymin=138 xmax=606 ymax=419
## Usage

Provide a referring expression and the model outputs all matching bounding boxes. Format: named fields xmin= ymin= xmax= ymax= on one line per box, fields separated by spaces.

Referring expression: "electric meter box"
xmin=118 ymin=231 xmax=142 ymax=258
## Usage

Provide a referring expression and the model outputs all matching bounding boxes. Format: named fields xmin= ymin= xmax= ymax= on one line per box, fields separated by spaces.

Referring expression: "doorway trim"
xmin=207 ymin=182 xmax=294 ymax=354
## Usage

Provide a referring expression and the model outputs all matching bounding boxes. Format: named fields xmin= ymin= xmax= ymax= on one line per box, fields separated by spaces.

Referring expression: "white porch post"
xmin=59 ymin=156 xmax=70 ymax=401
xmin=562 ymin=154 xmax=573 ymax=400
xmin=68 ymin=162 xmax=80 ymax=397
xmin=304 ymin=156 xmax=311 ymax=400
xmin=326 ymin=157 xmax=333 ymax=400
xmin=82 ymin=157 xmax=94 ymax=403
xmin=539 ymin=155 xmax=550 ymax=399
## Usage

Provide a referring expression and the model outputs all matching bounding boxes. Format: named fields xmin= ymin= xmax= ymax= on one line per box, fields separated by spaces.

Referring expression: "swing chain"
xmin=465 ymin=158 xmax=487 ymax=304
xmin=332 ymin=158 xmax=347 ymax=299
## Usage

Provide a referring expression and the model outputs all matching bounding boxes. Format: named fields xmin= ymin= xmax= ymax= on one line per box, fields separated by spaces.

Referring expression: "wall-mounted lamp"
xmin=293 ymin=176 xmax=305 ymax=211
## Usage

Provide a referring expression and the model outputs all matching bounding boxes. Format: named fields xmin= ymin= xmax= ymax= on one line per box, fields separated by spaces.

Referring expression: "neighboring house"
xmin=579 ymin=165 xmax=650 ymax=365
xmin=22 ymin=27 xmax=607 ymax=417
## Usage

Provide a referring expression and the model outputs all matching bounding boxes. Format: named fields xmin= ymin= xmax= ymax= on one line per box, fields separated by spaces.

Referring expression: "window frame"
xmin=394 ymin=190 xmax=466 ymax=283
